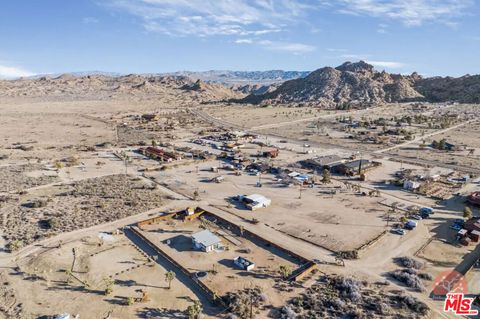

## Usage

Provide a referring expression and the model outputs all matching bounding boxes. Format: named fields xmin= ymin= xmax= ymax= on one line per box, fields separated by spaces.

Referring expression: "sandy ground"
xmin=145 ymin=158 xmax=390 ymax=252
xmin=4 ymin=233 xmax=200 ymax=319
xmin=139 ymin=218 xmax=303 ymax=307
xmin=0 ymin=174 xmax=167 ymax=246
xmin=0 ymin=94 xmax=478 ymax=318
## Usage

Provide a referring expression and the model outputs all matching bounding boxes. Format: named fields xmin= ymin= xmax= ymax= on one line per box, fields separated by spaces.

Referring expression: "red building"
xmin=467 ymin=192 xmax=480 ymax=206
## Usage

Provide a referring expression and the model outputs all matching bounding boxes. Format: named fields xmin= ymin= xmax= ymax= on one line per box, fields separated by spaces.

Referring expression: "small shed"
xmin=234 ymin=256 xmax=255 ymax=271
xmin=403 ymin=180 xmax=421 ymax=190
xmin=460 ymin=237 xmax=471 ymax=246
xmin=470 ymin=230 xmax=480 ymax=242
xmin=191 ymin=230 xmax=222 ymax=252
xmin=457 ymin=229 xmax=468 ymax=240
xmin=242 ymin=194 xmax=271 ymax=211
xmin=211 ymin=176 xmax=224 ymax=183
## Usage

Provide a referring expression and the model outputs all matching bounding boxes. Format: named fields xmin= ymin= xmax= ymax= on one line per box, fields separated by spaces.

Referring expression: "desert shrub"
xmin=336 ymin=277 xmax=363 ymax=302
xmin=395 ymin=256 xmax=424 ymax=269
xmin=224 ymin=287 xmax=265 ymax=318
xmin=337 ymin=250 xmax=359 ymax=260
xmin=22 ymin=199 xmax=47 ymax=208
xmin=281 ymin=305 xmax=297 ymax=319
xmin=389 ymin=269 xmax=425 ymax=291
xmin=418 ymin=272 xmax=433 ymax=280
xmin=395 ymin=295 xmax=429 ymax=315
xmin=6 ymin=240 xmax=24 ymax=252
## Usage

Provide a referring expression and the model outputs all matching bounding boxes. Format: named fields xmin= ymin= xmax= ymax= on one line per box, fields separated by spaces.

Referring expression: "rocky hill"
xmin=238 ymin=61 xmax=480 ymax=107
xmin=0 ymin=74 xmax=242 ymax=102
xmin=415 ymin=75 xmax=480 ymax=103
xmin=231 ymin=83 xmax=280 ymax=95
xmin=239 ymin=61 xmax=423 ymax=107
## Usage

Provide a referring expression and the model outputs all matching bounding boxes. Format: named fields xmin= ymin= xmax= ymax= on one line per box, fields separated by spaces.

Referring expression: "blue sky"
xmin=0 ymin=0 xmax=479 ymax=78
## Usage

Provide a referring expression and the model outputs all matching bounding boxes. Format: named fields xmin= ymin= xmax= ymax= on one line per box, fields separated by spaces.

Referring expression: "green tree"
xmin=464 ymin=206 xmax=473 ymax=220
xmin=165 ymin=271 xmax=176 ymax=289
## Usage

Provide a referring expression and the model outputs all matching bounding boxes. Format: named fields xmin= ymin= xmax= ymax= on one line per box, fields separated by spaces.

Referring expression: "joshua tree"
xmin=126 ymin=296 xmax=135 ymax=306
xmin=103 ymin=277 xmax=114 ymax=295
xmin=165 ymin=271 xmax=176 ymax=289
xmin=321 ymin=169 xmax=331 ymax=184
xmin=279 ymin=265 xmax=292 ymax=280
xmin=464 ymin=206 xmax=473 ymax=220
xmin=186 ymin=300 xmax=202 ymax=319
xmin=6 ymin=240 xmax=24 ymax=252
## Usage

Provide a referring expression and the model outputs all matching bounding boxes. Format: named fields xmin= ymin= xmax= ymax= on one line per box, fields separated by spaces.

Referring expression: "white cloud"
xmin=235 ymin=39 xmax=315 ymax=54
xmin=327 ymin=48 xmax=348 ymax=52
xmin=334 ymin=0 xmax=473 ymax=26
xmin=103 ymin=0 xmax=306 ymax=37
xmin=82 ymin=17 xmax=99 ymax=24
xmin=341 ymin=53 xmax=370 ymax=59
xmin=259 ymin=40 xmax=316 ymax=53
xmin=0 ymin=64 xmax=35 ymax=79
xmin=235 ymin=38 xmax=253 ymax=44
xmin=366 ymin=60 xmax=405 ymax=69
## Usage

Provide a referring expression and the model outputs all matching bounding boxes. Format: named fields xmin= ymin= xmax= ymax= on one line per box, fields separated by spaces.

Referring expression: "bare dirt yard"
xmin=202 ymin=105 xmax=332 ymax=129
xmin=3 ymin=233 xmax=200 ymax=319
xmin=138 ymin=215 xmax=304 ymax=308
xmin=147 ymin=160 xmax=390 ymax=253
xmin=0 ymin=174 xmax=167 ymax=247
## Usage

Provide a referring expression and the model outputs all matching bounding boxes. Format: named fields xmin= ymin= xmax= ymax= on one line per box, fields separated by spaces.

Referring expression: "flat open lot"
xmin=148 ymin=160 xmax=390 ymax=252
xmin=202 ymin=105 xmax=333 ymax=129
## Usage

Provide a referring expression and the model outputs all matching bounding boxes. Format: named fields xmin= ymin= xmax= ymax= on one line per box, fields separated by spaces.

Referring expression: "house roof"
xmin=342 ymin=159 xmax=371 ymax=169
xmin=191 ymin=230 xmax=221 ymax=247
xmin=309 ymin=155 xmax=343 ymax=166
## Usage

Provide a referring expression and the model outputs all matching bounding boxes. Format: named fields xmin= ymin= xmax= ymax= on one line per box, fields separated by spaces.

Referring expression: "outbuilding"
xmin=241 ymin=194 xmax=271 ymax=211
xmin=191 ymin=230 xmax=222 ymax=252
xmin=234 ymin=256 xmax=255 ymax=271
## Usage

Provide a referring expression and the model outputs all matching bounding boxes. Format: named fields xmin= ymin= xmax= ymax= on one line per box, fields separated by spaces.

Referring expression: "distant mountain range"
xmin=26 ymin=70 xmax=309 ymax=85
xmin=239 ymin=61 xmax=480 ymax=107
xmin=5 ymin=62 xmax=480 ymax=106
xmin=167 ymin=70 xmax=310 ymax=85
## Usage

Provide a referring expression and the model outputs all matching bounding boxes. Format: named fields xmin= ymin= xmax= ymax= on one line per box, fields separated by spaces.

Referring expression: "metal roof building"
xmin=242 ymin=194 xmax=271 ymax=211
xmin=191 ymin=230 xmax=222 ymax=252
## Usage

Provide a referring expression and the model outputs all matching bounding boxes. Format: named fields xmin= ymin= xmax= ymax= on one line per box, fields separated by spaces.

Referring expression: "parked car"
xmin=411 ymin=214 xmax=423 ymax=220
xmin=404 ymin=220 xmax=418 ymax=230
xmin=453 ymin=219 xmax=465 ymax=226
xmin=450 ymin=224 xmax=462 ymax=231
xmin=392 ymin=228 xmax=406 ymax=235
xmin=419 ymin=207 xmax=434 ymax=215
xmin=420 ymin=211 xmax=431 ymax=218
